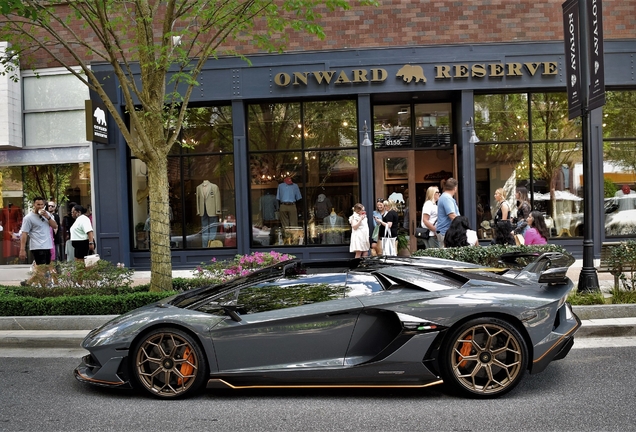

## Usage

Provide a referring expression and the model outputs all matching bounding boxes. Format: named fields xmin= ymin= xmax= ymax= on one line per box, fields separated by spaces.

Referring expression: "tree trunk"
xmin=146 ymin=156 xmax=173 ymax=292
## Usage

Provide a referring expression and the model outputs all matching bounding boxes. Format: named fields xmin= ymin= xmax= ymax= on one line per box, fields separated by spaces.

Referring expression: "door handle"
xmin=326 ymin=311 xmax=349 ymax=317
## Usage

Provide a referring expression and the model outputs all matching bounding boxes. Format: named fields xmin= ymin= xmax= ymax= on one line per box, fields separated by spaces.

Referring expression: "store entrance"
xmin=374 ymin=149 xmax=456 ymax=252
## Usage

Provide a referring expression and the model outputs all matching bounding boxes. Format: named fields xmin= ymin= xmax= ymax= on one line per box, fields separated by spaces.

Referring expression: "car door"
xmin=207 ymin=273 xmax=364 ymax=372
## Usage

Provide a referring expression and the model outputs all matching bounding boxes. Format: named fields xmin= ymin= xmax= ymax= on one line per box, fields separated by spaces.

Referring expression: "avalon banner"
xmin=587 ymin=0 xmax=606 ymax=111
xmin=562 ymin=0 xmax=582 ymax=120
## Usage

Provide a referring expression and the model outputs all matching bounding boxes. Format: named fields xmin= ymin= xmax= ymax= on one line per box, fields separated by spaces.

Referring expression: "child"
xmin=349 ymin=203 xmax=370 ymax=258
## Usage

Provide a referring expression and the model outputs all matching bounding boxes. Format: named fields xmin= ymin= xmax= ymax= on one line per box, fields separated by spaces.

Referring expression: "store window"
xmin=602 ymin=90 xmax=636 ymax=237
xmin=372 ymin=103 xmax=452 ymax=149
xmin=474 ymin=92 xmax=583 ymax=241
xmin=248 ymin=100 xmax=359 ymax=247
xmin=131 ymin=106 xmax=235 ymax=251
xmin=0 ymin=163 xmax=90 ymax=264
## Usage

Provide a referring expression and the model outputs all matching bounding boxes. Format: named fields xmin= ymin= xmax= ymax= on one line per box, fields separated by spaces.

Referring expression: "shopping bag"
xmin=514 ymin=234 xmax=525 ymax=246
xmin=372 ymin=225 xmax=380 ymax=242
xmin=84 ymin=254 xmax=100 ymax=267
xmin=381 ymin=233 xmax=397 ymax=256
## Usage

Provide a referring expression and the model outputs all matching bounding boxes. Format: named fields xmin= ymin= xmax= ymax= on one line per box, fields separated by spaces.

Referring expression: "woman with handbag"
xmin=70 ymin=204 xmax=95 ymax=262
xmin=374 ymin=199 xmax=399 ymax=256
xmin=420 ymin=186 xmax=439 ymax=249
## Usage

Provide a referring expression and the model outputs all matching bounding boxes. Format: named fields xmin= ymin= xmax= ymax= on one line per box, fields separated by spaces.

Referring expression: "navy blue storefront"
xmin=90 ymin=40 xmax=635 ymax=269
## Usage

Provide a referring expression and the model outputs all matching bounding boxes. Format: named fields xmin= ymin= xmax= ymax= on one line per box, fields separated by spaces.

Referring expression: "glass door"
xmin=374 ymin=149 xmax=457 ymax=252
xmin=374 ymin=151 xmax=417 ymax=252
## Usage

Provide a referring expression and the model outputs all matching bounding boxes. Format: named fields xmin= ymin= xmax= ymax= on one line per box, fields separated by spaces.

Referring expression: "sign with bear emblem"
xmin=396 ymin=64 xmax=427 ymax=83
xmin=85 ymin=99 xmax=108 ymax=144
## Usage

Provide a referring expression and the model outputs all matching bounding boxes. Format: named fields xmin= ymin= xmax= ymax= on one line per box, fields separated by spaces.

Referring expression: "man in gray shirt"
xmin=19 ymin=196 xmax=58 ymax=265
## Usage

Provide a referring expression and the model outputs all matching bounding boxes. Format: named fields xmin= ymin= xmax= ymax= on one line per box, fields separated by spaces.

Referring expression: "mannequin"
xmin=260 ymin=189 xmax=279 ymax=245
xmin=276 ymin=177 xmax=302 ymax=228
xmin=260 ymin=189 xmax=279 ymax=221
xmin=313 ymin=193 xmax=332 ymax=222
xmin=196 ymin=180 xmax=221 ymax=247
xmin=323 ymin=208 xmax=346 ymax=244
xmin=615 ymin=184 xmax=636 ymax=212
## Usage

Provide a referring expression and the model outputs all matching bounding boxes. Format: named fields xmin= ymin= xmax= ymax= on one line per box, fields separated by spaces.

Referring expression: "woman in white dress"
xmin=349 ymin=203 xmax=370 ymax=258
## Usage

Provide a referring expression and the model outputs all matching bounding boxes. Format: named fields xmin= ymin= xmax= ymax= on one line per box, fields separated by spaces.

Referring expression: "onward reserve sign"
xmin=273 ymin=61 xmax=558 ymax=87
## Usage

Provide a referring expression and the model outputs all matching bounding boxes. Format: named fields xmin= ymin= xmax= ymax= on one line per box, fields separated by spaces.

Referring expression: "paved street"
xmin=2 ymin=341 xmax=636 ymax=432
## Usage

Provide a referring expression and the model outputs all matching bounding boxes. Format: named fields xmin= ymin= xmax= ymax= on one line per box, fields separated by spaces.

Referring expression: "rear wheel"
xmin=132 ymin=328 xmax=207 ymax=398
xmin=440 ymin=317 xmax=528 ymax=398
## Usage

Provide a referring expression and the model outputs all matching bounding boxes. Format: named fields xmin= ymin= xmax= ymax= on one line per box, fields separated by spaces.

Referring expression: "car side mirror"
xmin=222 ymin=305 xmax=243 ymax=322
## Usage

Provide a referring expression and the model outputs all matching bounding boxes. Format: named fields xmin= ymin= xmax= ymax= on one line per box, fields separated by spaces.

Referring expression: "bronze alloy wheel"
xmin=440 ymin=318 xmax=528 ymax=398
xmin=133 ymin=328 xmax=207 ymax=398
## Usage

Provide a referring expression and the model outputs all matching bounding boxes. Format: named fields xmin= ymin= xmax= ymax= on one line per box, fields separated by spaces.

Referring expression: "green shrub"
xmin=610 ymin=287 xmax=636 ymax=304
xmin=20 ymin=260 xmax=134 ymax=291
xmin=604 ymin=177 xmax=618 ymax=198
xmin=567 ymin=290 xmax=607 ymax=305
xmin=56 ymin=260 xmax=134 ymax=290
xmin=171 ymin=276 xmax=210 ymax=291
xmin=413 ymin=244 xmax=573 ymax=268
xmin=0 ymin=291 xmax=176 ymax=316
xmin=606 ymin=241 xmax=636 ymax=290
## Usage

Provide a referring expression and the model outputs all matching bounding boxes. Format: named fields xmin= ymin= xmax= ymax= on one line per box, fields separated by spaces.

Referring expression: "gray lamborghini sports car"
xmin=74 ymin=252 xmax=580 ymax=399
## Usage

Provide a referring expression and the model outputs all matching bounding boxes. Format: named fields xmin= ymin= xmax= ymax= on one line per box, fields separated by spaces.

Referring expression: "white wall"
xmin=0 ymin=41 xmax=23 ymax=149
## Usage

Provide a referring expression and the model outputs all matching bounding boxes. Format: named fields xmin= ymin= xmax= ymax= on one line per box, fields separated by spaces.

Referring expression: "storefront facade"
xmin=88 ymin=39 xmax=635 ymax=269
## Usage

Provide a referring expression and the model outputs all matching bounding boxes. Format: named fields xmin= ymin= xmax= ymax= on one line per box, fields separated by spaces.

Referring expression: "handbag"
xmin=381 ymin=231 xmax=397 ymax=256
xmin=84 ymin=254 xmax=100 ymax=267
xmin=415 ymin=227 xmax=430 ymax=238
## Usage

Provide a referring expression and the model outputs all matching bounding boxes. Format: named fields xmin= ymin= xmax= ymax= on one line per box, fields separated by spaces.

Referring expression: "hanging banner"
xmin=562 ymin=0 xmax=582 ymax=120
xmin=587 ymin=0 xmax=606 ymax=111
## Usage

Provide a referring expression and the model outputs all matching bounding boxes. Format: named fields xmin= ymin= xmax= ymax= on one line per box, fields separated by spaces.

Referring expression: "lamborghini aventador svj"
xmin=75 ymin=252 xmax=580 ymax=399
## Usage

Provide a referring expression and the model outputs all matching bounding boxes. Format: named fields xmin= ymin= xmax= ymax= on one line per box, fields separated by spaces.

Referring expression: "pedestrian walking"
xmin=19 ymin=196 xmax=58 ymax=286
xmin=70 ymin=204 xmax=95 ymax=262
xmin=436 ymin=178 xmax=460 ymax=248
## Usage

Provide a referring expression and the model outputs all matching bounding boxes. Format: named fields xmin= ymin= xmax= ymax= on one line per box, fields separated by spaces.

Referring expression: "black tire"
xmin=132 ymin=328 xmax=208 ymax=398
xmin=439 ymin=317 xmax=528 ymax=398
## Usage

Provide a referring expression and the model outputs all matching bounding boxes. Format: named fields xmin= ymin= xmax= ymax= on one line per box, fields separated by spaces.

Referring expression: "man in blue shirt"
xmin=436 ymin=178 xmax=459 ymax=247
xmin=277 ymin=177 xmax=302 ymax=227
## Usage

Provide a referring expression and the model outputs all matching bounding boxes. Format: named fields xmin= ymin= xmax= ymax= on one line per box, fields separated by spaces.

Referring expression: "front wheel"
xmin=440 ymin=317 xmax=528 ymax=398
xmin=132 ymin=328 xmax=208 ymax=398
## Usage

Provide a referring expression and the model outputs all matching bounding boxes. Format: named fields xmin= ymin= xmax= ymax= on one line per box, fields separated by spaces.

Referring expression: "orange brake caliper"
xmin=458 ymin=335 xmax=473 ymax=368
xmin=178 ymin=347 xmax=194 ymax=385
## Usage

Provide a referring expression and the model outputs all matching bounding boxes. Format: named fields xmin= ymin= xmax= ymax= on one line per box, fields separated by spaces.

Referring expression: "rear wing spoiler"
xmin=511 ymin=252 xmax=574 ymax=284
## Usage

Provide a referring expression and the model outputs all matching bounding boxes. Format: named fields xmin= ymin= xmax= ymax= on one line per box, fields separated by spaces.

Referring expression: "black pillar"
xmin=577 ymin=0 xmax=600 ymax=292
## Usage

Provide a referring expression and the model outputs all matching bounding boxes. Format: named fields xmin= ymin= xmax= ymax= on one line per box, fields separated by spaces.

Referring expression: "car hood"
xmin=83 ymin=302 xmax=224 ymax=349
